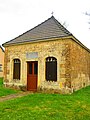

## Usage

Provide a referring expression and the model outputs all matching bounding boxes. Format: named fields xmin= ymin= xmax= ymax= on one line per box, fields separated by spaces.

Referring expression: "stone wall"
xmin=3 ymin=37 xmax=90 ymax=93
xmin=3 ymin=38 xmax=70 ymax=92
xmin=70 ymin=40 xmax=90 ymax=91
xmin=0 ymin=47 xmax=4 ymax=77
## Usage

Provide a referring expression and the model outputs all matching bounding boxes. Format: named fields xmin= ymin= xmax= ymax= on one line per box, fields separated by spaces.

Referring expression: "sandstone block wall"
xmin=3 ymin=38 xmax=90 ymax=93
xmin=70 ymin=40 xmax=90 ymax=91
xmin=0 ymin=47 xmax=4 ymax=77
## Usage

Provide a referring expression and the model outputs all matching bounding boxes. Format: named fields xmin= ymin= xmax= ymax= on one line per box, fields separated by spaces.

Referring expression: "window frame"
xmin=13 ymin=59 xmax=21 ymax=80
xmin=45 ymin=57 xmax=57 ymax=82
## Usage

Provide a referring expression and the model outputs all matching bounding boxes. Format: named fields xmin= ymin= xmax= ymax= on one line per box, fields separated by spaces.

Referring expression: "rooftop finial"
xmin=51 ymin=11 xmax=54 ymax=16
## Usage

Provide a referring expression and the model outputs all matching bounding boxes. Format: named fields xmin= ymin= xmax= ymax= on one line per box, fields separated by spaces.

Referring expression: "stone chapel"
xmin=3 ymin=16 xmax=90 ymax=93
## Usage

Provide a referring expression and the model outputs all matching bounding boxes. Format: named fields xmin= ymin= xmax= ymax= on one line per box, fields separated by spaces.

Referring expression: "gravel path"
xmin=0 ymin=92 xmax=32 ymax=102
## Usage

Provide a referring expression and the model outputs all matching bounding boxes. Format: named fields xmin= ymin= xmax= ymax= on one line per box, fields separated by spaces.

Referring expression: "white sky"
xmin=0 ymin=0 xmax=90 ymax=48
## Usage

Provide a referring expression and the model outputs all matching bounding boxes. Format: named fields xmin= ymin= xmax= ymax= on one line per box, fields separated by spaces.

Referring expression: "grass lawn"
xmin=0 ymin=78 xmax=18 ymax=97
xmin=0 ymin=85 xmax=90 ymax=120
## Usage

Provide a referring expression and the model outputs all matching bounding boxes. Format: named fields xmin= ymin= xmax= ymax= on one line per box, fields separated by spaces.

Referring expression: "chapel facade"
xmin=3 ymin=16 xmax=90 ymax=93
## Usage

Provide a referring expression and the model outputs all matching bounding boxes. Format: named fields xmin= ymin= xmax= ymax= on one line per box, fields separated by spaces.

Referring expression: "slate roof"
xmin=3 ymin=16 xmax=72 ymax=46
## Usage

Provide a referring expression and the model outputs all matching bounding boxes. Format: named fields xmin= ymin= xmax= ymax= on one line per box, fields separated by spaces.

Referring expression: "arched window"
xmin=46 ymin=57 xmax=57 ymax=81
xmin=13 ymin=59 xmax=21 ymax=80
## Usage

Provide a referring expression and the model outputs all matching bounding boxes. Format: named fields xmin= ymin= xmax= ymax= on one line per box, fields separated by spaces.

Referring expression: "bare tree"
xmin=62 ymin=21 xmax=69 ymax=28
xmin=85 ymin=12 xmax=90 ymax=16
xmin=85 ymin=12 xmax=90 ymax=25
xmin=60 ymin=21 xmax=69 ymax=28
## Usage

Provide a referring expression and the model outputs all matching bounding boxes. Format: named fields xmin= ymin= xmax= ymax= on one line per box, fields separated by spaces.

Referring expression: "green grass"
xmin=0 ymin=85 xmax=90 ymax=120
xmin=0 ymin=78 xmax=18 ymax=97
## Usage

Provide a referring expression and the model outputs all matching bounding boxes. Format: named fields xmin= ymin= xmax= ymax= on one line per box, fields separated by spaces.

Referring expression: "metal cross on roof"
xmin=51 ymin=12 xmax=54 ymax=16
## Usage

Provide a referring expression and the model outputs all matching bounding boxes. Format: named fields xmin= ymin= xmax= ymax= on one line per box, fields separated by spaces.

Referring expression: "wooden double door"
xmin=27 ymin=61 xmax=38 ymax=91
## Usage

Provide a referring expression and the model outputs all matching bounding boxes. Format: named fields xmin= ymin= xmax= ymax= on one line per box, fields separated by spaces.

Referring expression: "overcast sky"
xmin=0 ymin=0 xmax=90 ymax=48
